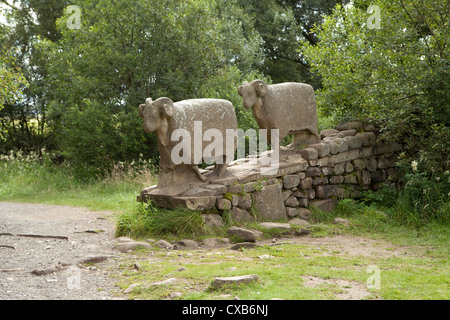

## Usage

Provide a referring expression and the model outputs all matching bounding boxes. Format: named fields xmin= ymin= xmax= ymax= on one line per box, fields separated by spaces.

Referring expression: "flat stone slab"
xmin=252 ymin=184 xmax=287 ymax=221
xmin=227 ymin=226 xmax=263 ymax=242
xmin=258 ymin=222 xmax=291 ymax=231
xmin=229 ymin=242 xmax=260 ymax=250
xmin=210 ymin=275 xmax=259 ymax=290
xmin=112 ymin=241 xmax=152 ymax=253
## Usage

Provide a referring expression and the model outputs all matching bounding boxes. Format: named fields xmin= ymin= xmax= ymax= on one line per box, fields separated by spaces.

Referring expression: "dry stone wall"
xmin=138 ymin=120 xmax=402 ymax=226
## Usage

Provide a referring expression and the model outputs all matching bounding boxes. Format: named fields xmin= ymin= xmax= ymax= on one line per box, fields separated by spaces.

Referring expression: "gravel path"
xmin=0 ymin=202 xmax=123 ymax=300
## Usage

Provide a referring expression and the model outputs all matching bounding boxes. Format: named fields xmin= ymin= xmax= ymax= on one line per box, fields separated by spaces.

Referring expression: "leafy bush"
xmin=302 ymin=0 xmax=449 ymax=175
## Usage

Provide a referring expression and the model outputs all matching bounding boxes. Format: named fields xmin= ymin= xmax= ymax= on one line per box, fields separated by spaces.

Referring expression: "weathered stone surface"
xmin=299 ymin=147 xmax=318 ymax=160
xmin=139 ymin=98 xmax=238 ymax=188
xmin=282 ymin=190 xmax=292 ymax=201
xmin=202 ymin=238 xmax=230 ymax=248
xmin=329 ymin=175 xmax=344 ymax=184
xmin=203 ymin=184 xmax=227 ymax=194
xmin=297 ymin=198 xmax=309 ymax=207
xmin=293 ymin=189 xmax=315 ymax=199
xmin=283 ymin=175 xmax=301 ymax=189
xmin=377 ymin=156 xmax=388 ymax=169
xmin=353 ymin=159 xmax=366 ymax=170
xmin=181 ymin=187 xmax=217 ymax=197
xmin=230 ymin=242 xmax=260 ymax=250
xmin=356 ymin=132 xmax=376 ymax=147
xmin=227 ymin=226 xmax=262 ymax=242
xmin=324 ymin=140 xmax=339 ymax=155
xmin=367 ymin=158 xmax=378 ymax=172
xmin=310 ymin=199 xmax=337 ymax=213
xmin=329 ymin=149 xmax=360 ymax=165
xmin=297 ymin=208 xmax=312 ymax=220
xmin=285 ymin=196 xmax=299 ymax=207
xmin=216 ymin=198 xmax=232 ymax=210
xmin=345 ymin=162 xmax=354 ymax=173
xmin=312 ymin=177 xmax=328 ymax=186
xmin=322 ymin=167 xmax=334 ymax=176
xmin=150 ymin=278 xmax=179 ymax=286
xmin=334 ymin=138 xmax=349 ymax=153
xmin=371 ymin=170 xmax=386 ymax=182
xmin=320 ymin=129 xmax=340 ymax=139
xmin=289 ymin=218 xmax=310 ymax=226
xmin=294 ymin=228 xmax=312 ymax=236
xmin=286 ymin=207 xmax=298 ymax=217
xmin=251 ymin=184 xmax=286 ymax=220
xmin=315 ymin=185 xmax=340 ymax=199
xmin=171 ymin=196 xmax=217 ymax=210
xmin=238 ymin=80 xmax=320 ymax=149
xmin=355 ymin=170 xmax=371 ymax=185
xmin=299 ymin=177 xmax=313 ymax=190
xmin=154 ymin=240 xmax=174 ymax=249
xmin=210 ymin=275 xmax=259 ymax=290
xmin=175 ymin=239 xmax=200 ymax=249
xmin=202 ymin=214 xmax=225 ymax=228
xmin=361 ymin=147 xmax=376 ymax=158
xmin=124 ymin=283 xmax=140 ymax=294
xmin=116 ymin=236 xmax=134 ymax=243
xmin=238 ymin=194 xmax=252 ymax=210
xmin=344 ymin=175 xmax=358 ymax=184
xmin=259 ymin=222 xmax=291 ymax=231
xmin=113 ymin=241 xmax=152 ymax=253
xmin=79 ymin=255 xmax=110 ymax=265
xmin=335 ymin=121 xmax=363 ymax=131
xmin=230 ymin=207 xmax=255 ymax=223
xmin=305 ymin=167 xmax=321 ymax=177
xmin=340 ymin=129 xmax=357 ymax=137
xmin=334 ymin=164 xmax=345 ymax=175
xmin=333 ymin=218 xmax=350 ymax=225
xmin=344 ymin=136 xmax=362 ymax=150
xmin=309 ymin=143 xmax=330 ymax=158
xmin=231 ymin=194 xmax=239 ymax=206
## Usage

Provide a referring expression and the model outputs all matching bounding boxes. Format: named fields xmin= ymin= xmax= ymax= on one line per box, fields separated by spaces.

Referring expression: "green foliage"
xmin=302 ymin=0 xmax=449 ymax=174
xmin=239 ymin=0 xmax=345 ymax=85
xmin=0 ymin=149 xmax=156 ymax=211
xmin=34 ymin=0 xmax=265 ymax=174
xmin=0 ymin=49 xmax=28 ymax=140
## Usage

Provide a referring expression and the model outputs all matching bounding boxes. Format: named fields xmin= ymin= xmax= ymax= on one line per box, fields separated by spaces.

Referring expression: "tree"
xmin=40 ymin=0 xmax=264 ymax=175
xmin=0 ymin=49 xmax=28 ymax=141
xmin=302 ymin=0 xmax=449 ymax=173
xmin=238 ymin=0 xmax=346 ymax=85
xmin=0 ymin=0 xmax=70 ymax=154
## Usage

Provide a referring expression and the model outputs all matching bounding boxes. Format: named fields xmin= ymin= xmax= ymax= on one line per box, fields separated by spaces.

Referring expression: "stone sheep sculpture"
xmin=238 ymin=80 xmax=320 ymax=149
xmin=139 ymin=97 xmax=238 ymax=188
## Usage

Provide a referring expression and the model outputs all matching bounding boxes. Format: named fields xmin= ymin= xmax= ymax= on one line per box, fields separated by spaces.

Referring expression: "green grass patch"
xmin=0 ymin=152 xmax=156 ymax=213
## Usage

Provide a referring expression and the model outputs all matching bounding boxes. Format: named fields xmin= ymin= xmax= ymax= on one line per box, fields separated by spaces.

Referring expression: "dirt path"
xmin=0 ymin=202 xmax=123 ymax=300
xmin=0 ymin=202 xmax=417 ymax=300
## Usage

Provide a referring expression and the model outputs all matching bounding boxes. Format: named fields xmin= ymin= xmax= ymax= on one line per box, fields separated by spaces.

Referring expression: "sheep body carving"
xmin=238 ymin=80 xmax=320 ymax=149
xmin=139 ymin=97 xmax=237 ymax=188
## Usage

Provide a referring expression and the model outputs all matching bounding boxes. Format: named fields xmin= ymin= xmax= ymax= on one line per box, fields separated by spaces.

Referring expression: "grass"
xmin=1 ymin=153 xmax=448 ymax=299
xmin=0 ymin=152 xmax=156 ymax=212
xmin=111 ymin=236 xmax=449 ymax=300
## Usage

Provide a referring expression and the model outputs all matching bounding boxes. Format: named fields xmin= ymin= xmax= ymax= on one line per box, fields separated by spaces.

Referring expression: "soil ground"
xmin=0 ymin=202 xmax=415 ymax=300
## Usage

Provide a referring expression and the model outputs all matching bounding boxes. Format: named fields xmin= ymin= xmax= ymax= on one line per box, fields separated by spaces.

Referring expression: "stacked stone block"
xmin=207 ymin=120 xmax=402 ymax=227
